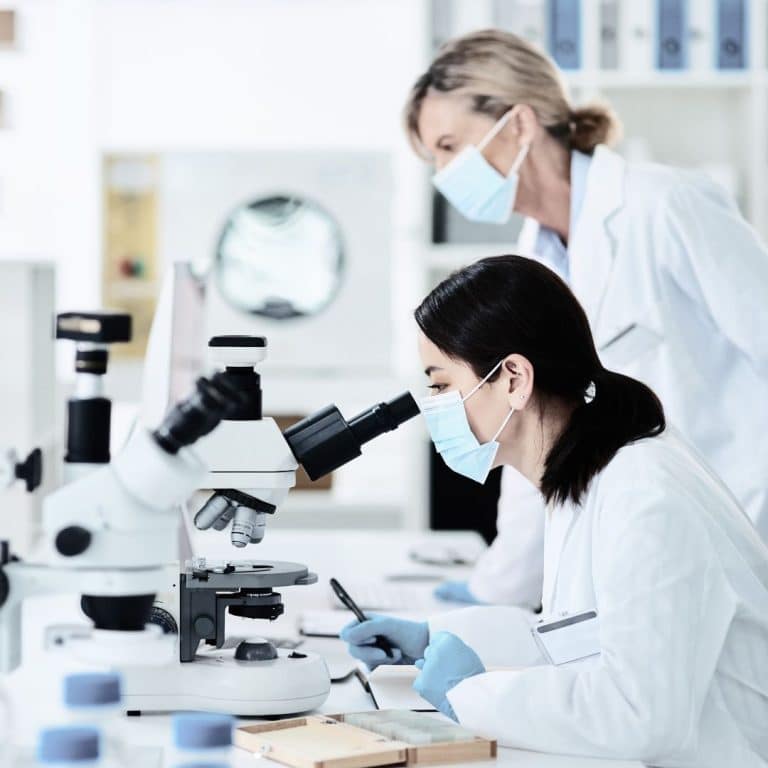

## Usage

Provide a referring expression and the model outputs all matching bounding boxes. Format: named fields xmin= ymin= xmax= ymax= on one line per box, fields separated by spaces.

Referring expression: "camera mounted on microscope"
xmin=56 ymin=311 xmax=132 ymax=467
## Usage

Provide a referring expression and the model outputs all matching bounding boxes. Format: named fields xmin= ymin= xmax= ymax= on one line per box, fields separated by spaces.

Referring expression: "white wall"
xmin=3 ymin=0 xmax=430 ymax=330
xmin=1 ymin=0 xmax=434 ymax=526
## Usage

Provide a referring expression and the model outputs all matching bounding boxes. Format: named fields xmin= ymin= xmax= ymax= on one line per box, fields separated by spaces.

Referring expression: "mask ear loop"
xmin=509 ymin=142 xmax=530 ymax=174
xmin=492 ymin=407 xmax=516 ymax=442
xmin=477 ymin=110 xmax=530 ymax=179
xmin=477 ymin=110 xmax=514 ymax=152
xmin=462 ymin=359 xmax=505 ymax=403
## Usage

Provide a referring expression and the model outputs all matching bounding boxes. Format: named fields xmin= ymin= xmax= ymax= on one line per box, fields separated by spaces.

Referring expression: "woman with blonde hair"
xmin=403 ymin=30 xmax=768 ymax=607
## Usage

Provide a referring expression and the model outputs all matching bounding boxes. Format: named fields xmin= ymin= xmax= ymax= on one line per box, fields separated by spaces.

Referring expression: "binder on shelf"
xmin=494 ymin=0 xmax=547 ymax=51
xmin=716 ymin=0 xmax=747 ymax=69
xmin=687 ymin=0 xmax=714 ymax=72
xmin=430 ymin=0 xmax=454 ymax=51
xmin=599 ymin=0 xmax=620 ymax=69
xmin=548 ymin=0 xmax=581 ymax=69
xmin=656 ymin=0 xmax=688 ymax=69
xmin=621 ymin=0 xmax=654 ymax=72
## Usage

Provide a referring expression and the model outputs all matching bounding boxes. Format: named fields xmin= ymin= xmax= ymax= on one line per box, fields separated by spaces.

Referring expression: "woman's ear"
xmin=510 ymin=104 xmax=538 ymax=147
xmin=503 ymin=354 xmax=534 ymax=410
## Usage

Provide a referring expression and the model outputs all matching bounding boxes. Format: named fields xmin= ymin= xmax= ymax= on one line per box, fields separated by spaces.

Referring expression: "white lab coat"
xmin=431 ymin=430 xmax=768 ymax=767
xmin=468 ymin=145 xmax=768 ymax=604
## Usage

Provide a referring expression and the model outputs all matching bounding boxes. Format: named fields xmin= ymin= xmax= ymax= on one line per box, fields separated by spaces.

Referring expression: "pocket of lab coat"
xmin=598 ymin=323 xmax=663 ymax=370
xmin=532 ymin=610 xmax=601 ymax=665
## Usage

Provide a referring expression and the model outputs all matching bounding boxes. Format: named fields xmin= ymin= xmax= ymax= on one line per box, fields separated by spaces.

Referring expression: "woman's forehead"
xmin=417 ymin=333 xmax=467 ymax=373
xmin=417 ymin=92 xmax=476 ymax=147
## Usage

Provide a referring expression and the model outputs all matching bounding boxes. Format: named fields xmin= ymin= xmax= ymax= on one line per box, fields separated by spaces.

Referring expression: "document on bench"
xmin=359 ymin=664 xmax=436 ymax=712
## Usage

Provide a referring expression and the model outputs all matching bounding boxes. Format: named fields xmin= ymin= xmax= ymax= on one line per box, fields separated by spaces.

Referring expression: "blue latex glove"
xmin=413 ymin=631 xmax=485 ymax=720
xmin=434 ymin=580 xmax=483 ymax=604
xmin=340 ymin=614 xmax=429 ymax=669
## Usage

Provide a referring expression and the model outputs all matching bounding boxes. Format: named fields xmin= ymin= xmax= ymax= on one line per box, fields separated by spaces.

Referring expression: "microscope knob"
xmin=55 ymin=526 xmax=92 ymax=557
xmin=149 ymin=606 xmax=178 ymax=635
xmin=234 ymin=640 xmax=278 ymax=662
xmin=193 ymin=615 xmax=216 ymax=638
xmin=15 ymin=448 xmax=42 ymax=493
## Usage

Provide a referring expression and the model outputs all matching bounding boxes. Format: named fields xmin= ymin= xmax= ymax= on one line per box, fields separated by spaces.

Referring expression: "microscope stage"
xmin=186 ymin=558 xmax=318 ymax=589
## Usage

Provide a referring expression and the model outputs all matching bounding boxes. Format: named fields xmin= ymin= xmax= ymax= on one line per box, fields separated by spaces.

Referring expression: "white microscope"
xmin=0 ymin=312 xmax=266 ymax=673
xmin=121 ymin=334 xmax=419 ymax=715
xmin=0 ymin=317 xmax=418 ymax=717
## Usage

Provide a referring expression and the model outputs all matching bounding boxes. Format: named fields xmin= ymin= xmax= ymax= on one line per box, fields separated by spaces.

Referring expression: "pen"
xmin=330 ymin=577 xmax=394 ymax=658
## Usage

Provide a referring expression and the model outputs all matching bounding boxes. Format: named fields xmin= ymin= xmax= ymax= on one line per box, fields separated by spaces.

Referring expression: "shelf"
xmin=564 ymin=70 xmax=758 ymax=91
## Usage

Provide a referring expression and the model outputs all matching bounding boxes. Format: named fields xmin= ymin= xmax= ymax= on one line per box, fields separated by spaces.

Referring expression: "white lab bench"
xmin=16 ymin=530 xmax=641 ymax=768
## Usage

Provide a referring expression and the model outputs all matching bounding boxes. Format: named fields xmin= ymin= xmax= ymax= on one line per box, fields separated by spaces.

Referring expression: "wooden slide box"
xmin=236 ymin=713 xmax=497 ymax=768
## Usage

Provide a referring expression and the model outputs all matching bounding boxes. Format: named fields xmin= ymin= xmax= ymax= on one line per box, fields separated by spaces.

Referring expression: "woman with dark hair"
xmin=342 ymin=256 xmax=768 ymax=767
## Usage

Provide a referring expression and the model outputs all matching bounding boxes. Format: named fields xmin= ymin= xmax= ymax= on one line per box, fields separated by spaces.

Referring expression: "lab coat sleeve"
xmin=428 ymin=604 xmax=546 ymax=669
xmin=445 ymin=475 xmax=738 ymax=762
xmin=467 ymin=466 xmax=545 ymax=609
xmin=662 ymin=177 xmax=768 ymax=378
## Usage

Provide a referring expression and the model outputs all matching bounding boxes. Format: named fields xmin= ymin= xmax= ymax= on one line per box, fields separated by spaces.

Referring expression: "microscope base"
xmin=121 ymin=646 xmax=331 ymax=716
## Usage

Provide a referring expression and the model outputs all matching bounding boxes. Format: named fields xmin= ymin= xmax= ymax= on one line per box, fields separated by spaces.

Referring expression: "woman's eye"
xmin=427 ymin=384 xmax=447 ymax=393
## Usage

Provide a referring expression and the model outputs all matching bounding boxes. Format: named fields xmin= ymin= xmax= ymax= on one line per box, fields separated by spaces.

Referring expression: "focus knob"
xmin=193 ymin=615 xmax=216 ymax=638
xmin=55 ymin=526 xmax=92 ymax=557
xmin=149 ymin=606 xmax=179 ymax=635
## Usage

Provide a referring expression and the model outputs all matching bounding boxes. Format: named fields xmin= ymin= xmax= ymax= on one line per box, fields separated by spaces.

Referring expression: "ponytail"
xmin=541 ymin=368 xmax=666 ymax=506
xmin=568 ymin=103 xmax=622 ymax=154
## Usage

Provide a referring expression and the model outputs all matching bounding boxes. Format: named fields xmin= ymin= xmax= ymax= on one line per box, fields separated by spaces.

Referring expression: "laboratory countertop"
xmin=15 ymin=529 xmax=642 ymax=768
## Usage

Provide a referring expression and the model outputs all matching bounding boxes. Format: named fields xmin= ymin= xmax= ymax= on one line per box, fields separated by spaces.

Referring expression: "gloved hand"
xmin=433 ymin=580 xmax=483 ymax=604
xmin=340 ymin=614 xmax=429 ymax=670
xmin=413 ymin=631 xmax=485 ymax=720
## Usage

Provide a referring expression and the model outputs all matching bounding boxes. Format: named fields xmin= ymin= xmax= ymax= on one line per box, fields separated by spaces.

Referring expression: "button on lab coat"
xmin=431 ymin=430 xmax=768 ymax=767
xmin=468 ymin=145 xmax=768 ymax=605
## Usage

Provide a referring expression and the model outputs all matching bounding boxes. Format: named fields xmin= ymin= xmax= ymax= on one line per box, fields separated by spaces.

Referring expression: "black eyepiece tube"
xmin=152 ymin=372 xmax=250 ymax=455
xmin=347 ymin=392 xmax=420 ymax=446
xmin=283 ymin=392 xmax=419 ymax=481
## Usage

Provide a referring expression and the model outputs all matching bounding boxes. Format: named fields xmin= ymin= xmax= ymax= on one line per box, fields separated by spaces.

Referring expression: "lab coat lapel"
xmin=569 ymin=146 xmax=626 ymax=337
xmin=542 ymin=500 xmax=577 ymax=612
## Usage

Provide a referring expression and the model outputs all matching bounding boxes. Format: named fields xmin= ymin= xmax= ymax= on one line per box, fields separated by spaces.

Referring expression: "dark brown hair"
xmin=415 ymin=256 xmax=665 ymax=505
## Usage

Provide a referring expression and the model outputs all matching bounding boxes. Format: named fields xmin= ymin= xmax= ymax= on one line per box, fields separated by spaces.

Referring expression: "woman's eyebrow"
xmin=424 ymin=365 xmax=444 ymax=375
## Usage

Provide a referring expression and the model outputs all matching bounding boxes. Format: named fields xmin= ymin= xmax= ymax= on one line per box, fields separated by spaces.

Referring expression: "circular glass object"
xmin=215 ymin=195 xmax=344 ymax=319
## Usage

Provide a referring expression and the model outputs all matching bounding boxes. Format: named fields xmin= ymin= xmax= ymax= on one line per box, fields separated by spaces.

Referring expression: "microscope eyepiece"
xmin=347 ymin=392 xmax=420 ymax=445
xmin=283 ymin=392 xmax=419 ymax=481
xmin=152 ymin=372 xmax=249 ymax=455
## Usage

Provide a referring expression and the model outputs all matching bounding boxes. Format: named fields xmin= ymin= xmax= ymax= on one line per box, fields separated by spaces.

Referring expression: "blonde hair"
xmin=405 ymin=29 xmax=621 ymax=157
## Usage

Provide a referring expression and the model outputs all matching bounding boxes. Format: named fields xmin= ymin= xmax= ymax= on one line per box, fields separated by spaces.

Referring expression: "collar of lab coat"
xmin=517 ymin=144 xmax=627 ymax=331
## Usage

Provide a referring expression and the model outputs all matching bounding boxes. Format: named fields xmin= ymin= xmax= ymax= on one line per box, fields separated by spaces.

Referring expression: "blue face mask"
xmin=418 ymin=360 xmax=516 ymax=484
xmin=432 ymin=111 xmax=530 ymax=225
